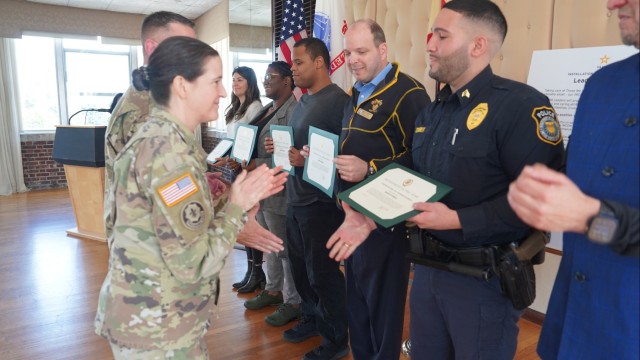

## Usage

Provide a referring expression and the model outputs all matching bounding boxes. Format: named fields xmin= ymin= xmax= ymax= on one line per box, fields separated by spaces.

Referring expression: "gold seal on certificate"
xmin=338 ymin=163 xmax=452 ymax=228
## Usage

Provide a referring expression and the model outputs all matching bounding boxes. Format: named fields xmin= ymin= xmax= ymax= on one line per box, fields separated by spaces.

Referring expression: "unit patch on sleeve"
xmin=531 ymin=106 xmax=562 ymax=145
xmin=467 ymin=102 xmax=488 ymax=130
xmin=158 ymin=173 xmax=199 ymax=207
xmin=181 ymin=201 xmax=206 ymax=230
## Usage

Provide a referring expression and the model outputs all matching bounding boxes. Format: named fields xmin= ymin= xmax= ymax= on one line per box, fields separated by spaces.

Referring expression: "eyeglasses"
xmin=263 ymin=73 xmax=281 ymax=81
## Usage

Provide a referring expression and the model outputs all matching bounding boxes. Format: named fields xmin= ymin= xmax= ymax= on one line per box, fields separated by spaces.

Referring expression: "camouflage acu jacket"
xmin=104 ymin=86 xmax=153 ymax=244
xmin=95 ymin=108 xmax=247 ymax=350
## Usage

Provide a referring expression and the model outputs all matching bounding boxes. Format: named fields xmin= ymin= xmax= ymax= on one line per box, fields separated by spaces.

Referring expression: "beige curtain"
xmin=0 ymin=38 xmax=27 ymax=195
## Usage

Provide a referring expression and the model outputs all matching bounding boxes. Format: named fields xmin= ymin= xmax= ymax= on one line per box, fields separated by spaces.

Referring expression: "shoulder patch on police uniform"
xmin=157 ymin=173 xmax=199 ymax=207
xmin=467 ymin=102 xmax=488 ymax=130
xmin=531 ymin=106 xmax=562 ymax=145
xmin=181 ymin=201 xmax=206 ymax=230
xmin=415 ymin=126 xmax=426 ymax=133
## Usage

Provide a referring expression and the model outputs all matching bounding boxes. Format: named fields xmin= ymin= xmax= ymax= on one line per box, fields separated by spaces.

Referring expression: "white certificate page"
xmin=306 ymin=132 xmax=336 ymax=190
xmin=349 ymin=168 xmax=436 ymax=220
xmin=231 ymin=126 xmax=256 ymax=162
xmin=272 ymin=129 xmax=293 ymax=172
xmin=206 ymin=139 xmax=233 ymax=163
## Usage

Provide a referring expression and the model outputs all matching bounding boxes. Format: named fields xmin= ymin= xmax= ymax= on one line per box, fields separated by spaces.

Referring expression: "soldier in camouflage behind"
xmin=105 ymin=11 xmax=283 ymax=252
xmin=94 ymin=37 xmax=288 ymax=359
xmin=104 ymin=11 xmax=197 ymax=246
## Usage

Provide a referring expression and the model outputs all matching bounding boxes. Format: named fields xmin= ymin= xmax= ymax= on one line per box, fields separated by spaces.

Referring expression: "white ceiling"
xmin=26 ymin=0 xmax=272 ymax=27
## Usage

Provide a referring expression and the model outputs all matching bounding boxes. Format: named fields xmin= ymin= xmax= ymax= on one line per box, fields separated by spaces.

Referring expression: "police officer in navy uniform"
xmin=326 ymin=0 xmax=564 ymax=358
xmin=407 ymin=0 xmax=565 ymax=358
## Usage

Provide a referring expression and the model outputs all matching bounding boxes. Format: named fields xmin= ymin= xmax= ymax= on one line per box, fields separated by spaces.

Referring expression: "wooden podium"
xmin=52 ymin=125 xmax=107 ymax=242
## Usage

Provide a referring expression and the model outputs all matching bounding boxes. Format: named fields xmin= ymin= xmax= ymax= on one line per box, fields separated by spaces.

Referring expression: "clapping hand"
xmin=229 ymin=164 xmax=287 ymax=211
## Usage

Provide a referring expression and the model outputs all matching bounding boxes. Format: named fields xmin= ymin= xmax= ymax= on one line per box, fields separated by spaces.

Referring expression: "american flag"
xmin=159 ymin=174 xmax=197 ymax=207
xmin=277 ymin=0 xmax=308 ymax=66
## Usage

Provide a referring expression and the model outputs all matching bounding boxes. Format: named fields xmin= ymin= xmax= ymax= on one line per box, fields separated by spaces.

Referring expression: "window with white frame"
xmin=207 ymin=38 xmax=273 ymax=132
xmin=14 ymin=35 xmax=138 ymax=132
xmin=234 ymin=49 xmax=273 ymax=107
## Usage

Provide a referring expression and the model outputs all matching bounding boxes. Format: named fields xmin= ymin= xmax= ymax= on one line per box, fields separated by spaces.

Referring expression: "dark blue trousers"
xmin=344 ymin=225 xmax=410 ymax=360
xmin=286 ymin=202 xmax=348 ymax=350
xmin=410 ymin=265 xmax=522 ymax=360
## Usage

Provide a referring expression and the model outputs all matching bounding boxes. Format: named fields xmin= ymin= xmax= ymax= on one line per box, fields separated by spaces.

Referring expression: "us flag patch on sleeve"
xmin=158 ymin=173 xmax=198 ymax=207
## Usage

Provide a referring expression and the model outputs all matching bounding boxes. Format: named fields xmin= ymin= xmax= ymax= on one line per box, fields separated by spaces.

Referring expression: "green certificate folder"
xmin=270 ymin=124 xmax=294 ymax=175
xmin=338 ymin=163 xmax=453 ymax=228
xmin=302 ymin=126 xmax=339 ymax=197
xmin=231 ymin=124 xmax=258 ymax=163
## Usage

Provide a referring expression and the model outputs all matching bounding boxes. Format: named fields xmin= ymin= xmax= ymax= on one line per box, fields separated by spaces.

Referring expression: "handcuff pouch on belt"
xmin=407 ymin=229 xmax=549 ymax=310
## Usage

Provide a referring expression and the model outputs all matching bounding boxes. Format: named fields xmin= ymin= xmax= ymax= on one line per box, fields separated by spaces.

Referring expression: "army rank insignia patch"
xmin=158 ymin=173 xmax=198 ymax=207
xmin=531 ymin=106 xmax=562 ymax=145
xmin=467 ymin=102 xmax=488 ymax=130
xmin=181 ymin=201 xmax=205 ymax=230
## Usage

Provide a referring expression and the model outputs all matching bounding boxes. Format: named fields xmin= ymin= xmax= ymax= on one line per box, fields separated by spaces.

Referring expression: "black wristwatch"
xmin=586 ymin=202 xmax=618 ymax=244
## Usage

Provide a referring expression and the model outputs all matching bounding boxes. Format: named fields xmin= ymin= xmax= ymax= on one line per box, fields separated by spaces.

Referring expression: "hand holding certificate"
xmin=231 ymin=124 xmax=258 ymax=163
xmin=303 ymin=126 xmax=338 ymax=197
xmin=338 ymin=163 xmax=452 ymax=228
xmin=270 ymin=125 xmax=294 ymax=174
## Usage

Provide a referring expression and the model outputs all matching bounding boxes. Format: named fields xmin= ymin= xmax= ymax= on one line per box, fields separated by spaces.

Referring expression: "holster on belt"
xmin=496 ymin=230 xmax=549 ymax=310
xmin=407 ymin=228 xmax=550 ymax=310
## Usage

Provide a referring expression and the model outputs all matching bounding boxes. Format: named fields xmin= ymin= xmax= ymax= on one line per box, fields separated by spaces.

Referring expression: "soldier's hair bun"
xmin=132 ymin=66 xmax=151 ymax=91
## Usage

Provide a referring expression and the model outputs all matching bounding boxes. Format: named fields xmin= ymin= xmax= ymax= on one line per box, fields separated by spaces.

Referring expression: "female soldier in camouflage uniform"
xmin=95 ymin=36 xmax=286 ymax=360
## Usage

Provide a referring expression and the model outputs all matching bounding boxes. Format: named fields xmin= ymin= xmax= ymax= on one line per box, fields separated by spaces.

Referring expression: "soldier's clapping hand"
xmin=229 ymin=164 xmax=287 ymax=211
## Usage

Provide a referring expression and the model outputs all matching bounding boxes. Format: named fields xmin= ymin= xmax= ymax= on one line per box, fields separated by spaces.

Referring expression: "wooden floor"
xmin=0 ymin=189 xmax=541 ymax=360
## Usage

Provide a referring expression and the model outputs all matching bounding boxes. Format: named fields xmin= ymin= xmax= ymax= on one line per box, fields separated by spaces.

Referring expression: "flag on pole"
xmin=277 ymin=0 xmax=308 ymax=98
xmin=312 ymin=0 xmax=352 ymax=92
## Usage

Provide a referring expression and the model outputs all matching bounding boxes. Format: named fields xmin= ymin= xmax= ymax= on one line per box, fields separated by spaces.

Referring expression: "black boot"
xmin=233 ymin=259 xmax=252 ymax=289
xmin=237 ymin=264 xmax=266 ymax=293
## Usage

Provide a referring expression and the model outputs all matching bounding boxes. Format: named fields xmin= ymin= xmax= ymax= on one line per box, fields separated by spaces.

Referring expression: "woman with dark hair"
xmin=224 ymin=68 xmax=265 ymax=294
xmin=217 ymin=66 xmax=263 ymax=293
xmin=94 ymin=36 xmax=285 ymax=359
xmin=241 ymin=61 xmax=302 ymax=326
xmin=224 ymin=66 xmax=262 ymax=138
